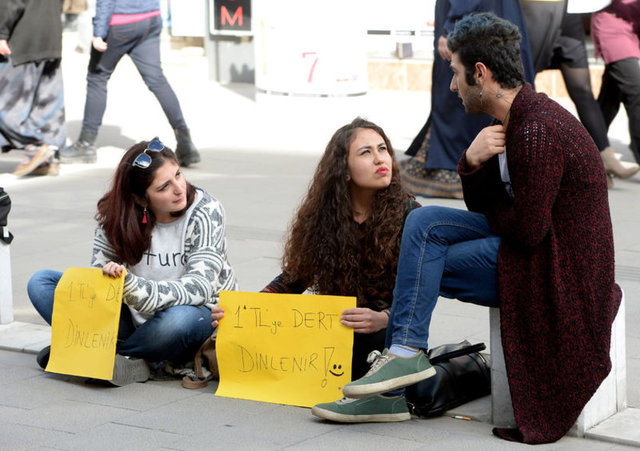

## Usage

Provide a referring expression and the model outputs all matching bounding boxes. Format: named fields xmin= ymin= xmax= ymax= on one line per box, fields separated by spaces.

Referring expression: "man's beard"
xmin=463 ymin=85 xmax=484 ymax=115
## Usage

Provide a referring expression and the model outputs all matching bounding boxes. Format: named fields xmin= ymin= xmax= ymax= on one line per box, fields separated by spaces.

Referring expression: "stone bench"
xmin=489 ymin=290 xmax=626 ymax=436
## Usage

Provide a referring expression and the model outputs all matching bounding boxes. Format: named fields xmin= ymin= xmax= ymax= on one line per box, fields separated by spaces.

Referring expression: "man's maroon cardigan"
xmin=459 ymin=83 xmax=622 ymax=444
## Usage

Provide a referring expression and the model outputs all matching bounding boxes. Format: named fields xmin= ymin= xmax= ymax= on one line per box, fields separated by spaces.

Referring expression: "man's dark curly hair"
xmin=447 ymin=12 xmax=525 ymax=89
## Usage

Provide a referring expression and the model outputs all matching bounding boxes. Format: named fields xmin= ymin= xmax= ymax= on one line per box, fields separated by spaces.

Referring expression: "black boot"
xmin=174 ymin=127 xmax=200 ymax=167
xmin=59 ymin=130 xmax=97 ymax=164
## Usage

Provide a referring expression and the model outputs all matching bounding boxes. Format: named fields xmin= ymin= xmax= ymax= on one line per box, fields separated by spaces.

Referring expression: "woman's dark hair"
xmin=95 ymin=140 xmax=196 ymax=265
xmin=447 ymin=12 xmax=525 ymax=89
xmin=282 ymin=117 xmax=412 ymax=306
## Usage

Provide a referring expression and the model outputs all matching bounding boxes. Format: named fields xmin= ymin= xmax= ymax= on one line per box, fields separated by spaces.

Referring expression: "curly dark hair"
xmin=447 ymin=12 xmax=525 ymax=89
xmin=281 ymin=118 xmax=412 ymax=307
xmin=95 ymin=140 xmax=196 ymax=266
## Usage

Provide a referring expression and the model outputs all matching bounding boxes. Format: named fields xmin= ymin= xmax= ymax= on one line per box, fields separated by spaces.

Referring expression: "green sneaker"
xmin=342 ymin=349 xmax=435 ymax=398
xmin=311 ymin=395 xmax=410 ymax=423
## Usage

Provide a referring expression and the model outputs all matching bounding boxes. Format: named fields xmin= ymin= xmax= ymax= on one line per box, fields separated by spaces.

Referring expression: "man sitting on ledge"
xmin=311 ymin=12 xmax=622 ymax=444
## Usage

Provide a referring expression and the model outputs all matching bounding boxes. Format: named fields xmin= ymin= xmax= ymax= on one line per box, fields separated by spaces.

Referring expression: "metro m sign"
xmin=211 ymin=0 xmax=251 ymax=35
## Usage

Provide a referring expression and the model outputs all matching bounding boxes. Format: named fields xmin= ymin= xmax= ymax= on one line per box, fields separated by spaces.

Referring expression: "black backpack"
xmin=404 ymin=341 xmax=491 ymax=417
xmin=0 ymin=187 xmax=14 ymax=244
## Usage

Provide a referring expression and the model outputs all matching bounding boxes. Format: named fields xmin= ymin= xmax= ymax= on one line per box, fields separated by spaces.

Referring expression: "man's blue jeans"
xmin=28 ymin=270 xmax=214 ymax=363
xmin=386 ymin=206 xmax=501 ymax=350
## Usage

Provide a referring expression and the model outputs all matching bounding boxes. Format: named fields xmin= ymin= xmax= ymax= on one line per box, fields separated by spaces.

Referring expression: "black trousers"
xmin=522 ymin=0 xmax=610 ymax=150
xmin=598 ymin=58 xmax=640 ymax=163
xmin=82 ymin=15 xmax=186 ymax=134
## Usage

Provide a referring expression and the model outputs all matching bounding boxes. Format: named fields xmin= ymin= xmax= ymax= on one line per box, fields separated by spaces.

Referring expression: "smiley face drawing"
xmin=329 ymin=363 xmax=344 ymax=377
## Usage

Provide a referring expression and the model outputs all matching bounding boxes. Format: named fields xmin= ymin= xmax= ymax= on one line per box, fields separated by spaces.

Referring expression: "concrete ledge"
xmin=572 ymin=292 xmax=627 ymax=436
xmin=0 ymin=321 xmax=50 ymax=354
xmin=490 ymin=291 xmax=627 ymax=438
xmin=585 ymin=408 xmax=640 ymax=447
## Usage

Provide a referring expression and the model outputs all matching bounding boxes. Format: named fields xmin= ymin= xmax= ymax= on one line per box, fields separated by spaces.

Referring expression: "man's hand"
xmin=465 ymin=124 xmax=506 ymax=169
xmin=437 ymin=35 xmax=451 ymax=61
xmin=92 ymin=36 xmax=108 ymax=52
xmin=0 ymin=40 xmax=11 ymax=56
xmin=340 ymin=307 xmax=388 ymax=334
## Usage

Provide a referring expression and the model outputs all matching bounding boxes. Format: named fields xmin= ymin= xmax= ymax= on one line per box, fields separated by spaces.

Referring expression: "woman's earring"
xmin=142 ymin=207 xmax=148 ymax=224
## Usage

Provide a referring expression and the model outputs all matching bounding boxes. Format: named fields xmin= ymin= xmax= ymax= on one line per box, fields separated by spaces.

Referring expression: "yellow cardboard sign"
xmin=46 ymin=267 xmax=124 ymax=380
xmin=215 ymin=291 xmax=355 ymax=407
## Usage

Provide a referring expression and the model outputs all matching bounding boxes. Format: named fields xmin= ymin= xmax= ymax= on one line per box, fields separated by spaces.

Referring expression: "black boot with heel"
xmin=174 ymin=127 xmax=200 ymax=167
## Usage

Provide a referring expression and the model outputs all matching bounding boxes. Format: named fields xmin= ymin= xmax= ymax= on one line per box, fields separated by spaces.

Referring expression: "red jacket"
xmin=459 ymin=83 xmax=622 ymax=443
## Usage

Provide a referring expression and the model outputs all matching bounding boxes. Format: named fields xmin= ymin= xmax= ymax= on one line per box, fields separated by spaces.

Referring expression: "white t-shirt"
xmin=127 ymin=194 xmax=199 ymax=326
xmin=499 ymin=148 xmax=515 ymax=199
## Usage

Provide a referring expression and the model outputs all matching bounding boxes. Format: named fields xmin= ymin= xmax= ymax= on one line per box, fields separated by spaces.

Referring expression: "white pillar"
xmin=0 ymin=242 xmax=13 ymax=324
xmin=572 ymin=291 xmax=627 ymax=436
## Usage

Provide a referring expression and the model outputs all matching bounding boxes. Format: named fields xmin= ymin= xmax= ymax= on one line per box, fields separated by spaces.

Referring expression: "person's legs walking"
xmin=605 ymin=58 xmax=640 ymax=164
xmin=12 ymin=59 xmax=66 ymax=176
xmin=0 ymin=61 xmax=42 ymax=149
xmin=27 ymin=59 xmax=67 ymax=150
xmin=562 ymin=62 xmax=639 ymax=177
xmin=560 ymin=65 xmax=610 ymax=150
xmin=128 ymin=17 xmax=185 ymax=130
xmin=60 ymin=22 xmax=135 ymax=163
xmin=598 ymin=65 xmax=622 ymax=129
xmin=128 ymin=16 xmax=200 ymax=167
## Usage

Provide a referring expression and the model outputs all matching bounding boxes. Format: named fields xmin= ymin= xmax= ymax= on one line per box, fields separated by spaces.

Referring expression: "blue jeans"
xmin=386 ymin=206 xmax=501 ymax=350
xmin=83 ymin=15 xmax=186 ymax=134
xmin=28 ymin=270 xmax=214 ymax=363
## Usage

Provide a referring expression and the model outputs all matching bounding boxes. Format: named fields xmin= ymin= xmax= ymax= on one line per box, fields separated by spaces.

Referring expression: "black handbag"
xmin=404 ymin=340 xmax=490 ymax=417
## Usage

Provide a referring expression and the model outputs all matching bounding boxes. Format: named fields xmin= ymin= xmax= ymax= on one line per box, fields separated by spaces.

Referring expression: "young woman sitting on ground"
xmin=28 ymin=138 xmax=237 ymax=386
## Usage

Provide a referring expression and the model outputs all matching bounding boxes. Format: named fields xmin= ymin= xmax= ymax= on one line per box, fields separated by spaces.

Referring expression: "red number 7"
xmin=303 ymin=52 xmax=318 ymax=83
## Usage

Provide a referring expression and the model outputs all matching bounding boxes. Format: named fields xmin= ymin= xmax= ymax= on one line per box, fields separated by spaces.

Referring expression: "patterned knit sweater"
xmin=91 ymin=189 xmax=237 ymax=314
xmin=459 ymin=83 xmax=622 ymax=443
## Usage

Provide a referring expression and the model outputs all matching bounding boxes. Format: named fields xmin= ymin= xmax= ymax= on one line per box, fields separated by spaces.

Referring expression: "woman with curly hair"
xmin=213 ymin=117 xmax=418 ymax=379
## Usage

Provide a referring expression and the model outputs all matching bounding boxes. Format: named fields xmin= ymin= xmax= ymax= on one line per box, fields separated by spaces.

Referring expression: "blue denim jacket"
xmin=93 ymin=0 xmax=160 ymax=38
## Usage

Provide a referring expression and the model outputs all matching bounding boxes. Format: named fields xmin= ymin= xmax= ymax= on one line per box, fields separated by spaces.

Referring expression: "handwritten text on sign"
xmin=215 ymin=291 xmax=355 ymax=407
xmin=47 ymin=267 xmax=124 ymax=380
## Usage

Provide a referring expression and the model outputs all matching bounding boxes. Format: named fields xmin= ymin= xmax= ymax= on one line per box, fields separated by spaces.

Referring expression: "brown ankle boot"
xmin=601 ymin=147 xmax=640 ymax=179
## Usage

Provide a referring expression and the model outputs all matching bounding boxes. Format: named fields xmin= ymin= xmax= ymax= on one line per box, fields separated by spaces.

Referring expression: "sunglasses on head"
xmin=132 ymin=137 xmax=164 ymax=169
